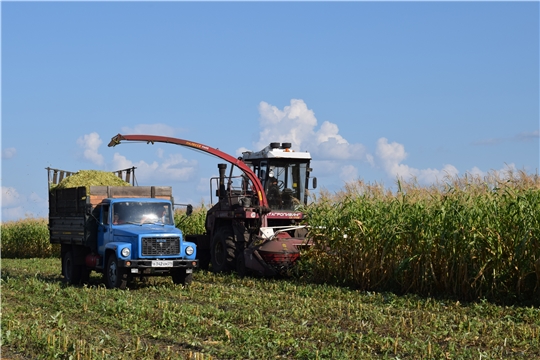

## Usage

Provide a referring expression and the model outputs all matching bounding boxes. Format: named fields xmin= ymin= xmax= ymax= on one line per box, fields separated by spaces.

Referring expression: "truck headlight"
xmin=121 ymin=247 xmax=130 ymax=257
xmin=185 ymin=246 xmax=194 ymax=256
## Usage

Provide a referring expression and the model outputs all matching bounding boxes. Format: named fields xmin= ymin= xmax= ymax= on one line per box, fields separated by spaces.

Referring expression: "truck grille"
xmin=142 ymin=237 xmax=180 ymax=256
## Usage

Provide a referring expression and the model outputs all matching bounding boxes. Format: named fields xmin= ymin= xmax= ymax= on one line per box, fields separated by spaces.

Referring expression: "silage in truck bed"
xmin=53 ymin=170 xmax=131 ymax=193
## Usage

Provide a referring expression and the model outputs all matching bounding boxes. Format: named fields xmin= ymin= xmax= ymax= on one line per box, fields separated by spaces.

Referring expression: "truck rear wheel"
xmin=171 ymin=269 xmax=193 ymax=286
xmin=104 ymin=253 xmax=128 ymax=290
xmin=62 ymin=250 xmax=82 ymax=284
xmin=211 ymin=228 xmax=236 ymax=273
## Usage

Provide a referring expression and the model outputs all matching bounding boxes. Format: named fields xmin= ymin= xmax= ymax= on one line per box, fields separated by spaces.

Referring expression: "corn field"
xmin=174 ymin=204 xmax=207 ymax=235
xmin=1 ymin=218 xmax=60 ymax=258
xmin=302 ymin=170 xmax=540 ymax=304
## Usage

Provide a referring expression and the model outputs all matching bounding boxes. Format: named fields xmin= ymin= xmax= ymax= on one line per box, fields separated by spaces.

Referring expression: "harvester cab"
xmin=241 ymin=142 xmax=317 ymax=211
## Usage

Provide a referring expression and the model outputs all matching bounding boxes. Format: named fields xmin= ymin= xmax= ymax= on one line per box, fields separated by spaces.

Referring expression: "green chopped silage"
xmin=52 ymin=170 xmax=131 ymax=193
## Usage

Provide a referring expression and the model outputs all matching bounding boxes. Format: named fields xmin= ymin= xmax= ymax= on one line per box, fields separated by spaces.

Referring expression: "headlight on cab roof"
xmin=121 ymin=247 xmax=130 ymax=257
xmin=185 ymin=246 xmax=194 ymax=256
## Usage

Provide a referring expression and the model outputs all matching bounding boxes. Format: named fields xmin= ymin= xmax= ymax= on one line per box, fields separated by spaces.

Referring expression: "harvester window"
xmin=264 ymin=162 xmax=308 ymax=209
xmin=267 ymin=177 xmax=282 ymax=209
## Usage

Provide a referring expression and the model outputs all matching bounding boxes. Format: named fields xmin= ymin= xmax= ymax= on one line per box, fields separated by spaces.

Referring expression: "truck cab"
xmin=94 ymin=198 xmax=197 ymax=288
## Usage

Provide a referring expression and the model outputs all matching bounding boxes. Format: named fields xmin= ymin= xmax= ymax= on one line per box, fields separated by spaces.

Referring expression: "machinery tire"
xmin=236 ymin=251 xmax=246 ymax=278
xmin=211 ymin=228 xmax=235 ymax=273
xmin=80 ymin=268 xmax=91 ymax=284
xmin=197 ymin=249 xmax=211 ymax=270
xmin=225 ymin=237 xmax=237 ymax=265
xmin=62 ymin=250 xmax=82 ymax=285
xmin=104 ymin=253 xmax=128 ymax=290
xmin=172 ymin=269 xmax=193 ymax=286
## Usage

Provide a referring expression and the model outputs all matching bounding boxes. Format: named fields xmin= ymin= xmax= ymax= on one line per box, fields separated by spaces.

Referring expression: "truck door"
xmin=97 ymin=204 xmax=113 ymax=254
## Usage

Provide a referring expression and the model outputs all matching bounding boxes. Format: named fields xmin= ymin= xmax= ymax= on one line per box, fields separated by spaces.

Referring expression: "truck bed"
xmin=49 ymin=186 xmax=173 ymax=215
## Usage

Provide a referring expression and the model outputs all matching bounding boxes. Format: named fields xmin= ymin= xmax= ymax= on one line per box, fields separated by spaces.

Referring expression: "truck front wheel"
xmin=62 ymin=250 xmax=82 ymax=284
xmin=171 ymin=269 xmax=193 ymax=286
xmin=104 ymin=254 xmax=128 ymax=290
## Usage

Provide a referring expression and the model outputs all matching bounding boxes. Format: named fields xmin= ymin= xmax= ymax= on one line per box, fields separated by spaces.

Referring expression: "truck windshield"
xmin=112 ymin=202 xmax=173 ymax=225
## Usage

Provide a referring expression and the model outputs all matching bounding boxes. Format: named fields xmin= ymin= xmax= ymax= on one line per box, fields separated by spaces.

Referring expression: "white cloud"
xmin=366 ymin=153 xmax=375 ymax=167
xmin=339 ymin=165 xmax=358 ymax=184
xmin=0 ymin=187 xmax=47 ymax=221
xmin=111 ymin=152 xmax=133 ymax=170
xmin=375 ymin=138 xmax=459 ymax=183
xmin=236 ymin=147 xmax=250 ymax=157
xmin=157 ymin=148 xmax=165 ymax=159
xmin=160 ymin=153 xmax=198 ymax=180
xmin=111 ymin=152 xmax=197 ymax=184
xmin=316 ymin=121 xmax=348 ymax=145
xmin=196 ymin=177 xmax=211 ymax=194
xmin=253 ymin=99 xmax=368 ymax=161
xmin=311 ymin=160 xmax=341 ymax=177
xmin=502 ymin=163 xmax=517 ymax=172
xmin=376 ymin=138 xmax=408 ymax=166
xmin=2 ymin=186 xmax=20 ymax=207
xmin=120 ymin=124 xmax=177 ymax=136
xmin=467 ymin=166 xmax=485 ymax=178
xmin=520 ymin=129 xmax=540 ymax=140
xmin=2 ymin=147 xmax=16 ymax=159
xmin=473 ymin=129 xmax=539 ymax=146
xmin=417 ymin=164 xmax=459 ymax=184
xmin=2 ymin=206 xmax=26 ymax=222
xmin=464 ymin=164 xmax=524 ymax=183
xmin=77 ymin=132 xmax=104 ymax=166
xmin=256 ymin=99 xmax=317 ymax=151
xmin=494 ymin=163 xmax=518 ymax=179
xmin=28 ymin=192 xmax=44 ymax=203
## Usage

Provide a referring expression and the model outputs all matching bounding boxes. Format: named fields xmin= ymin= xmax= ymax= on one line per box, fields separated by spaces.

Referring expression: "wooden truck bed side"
xmin=86 ymin=186 xmax=172 ymax=206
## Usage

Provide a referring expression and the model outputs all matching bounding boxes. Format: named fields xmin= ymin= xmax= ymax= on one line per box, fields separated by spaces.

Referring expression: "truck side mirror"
xmin=312 ymin=177 xmax=317 ymax=189
xmin=186 ymin=204 xmax=193 ymax=216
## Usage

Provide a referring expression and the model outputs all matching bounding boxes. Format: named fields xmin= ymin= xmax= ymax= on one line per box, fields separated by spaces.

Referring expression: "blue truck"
xmin=47 ymin=167 xmax=198 ymax=289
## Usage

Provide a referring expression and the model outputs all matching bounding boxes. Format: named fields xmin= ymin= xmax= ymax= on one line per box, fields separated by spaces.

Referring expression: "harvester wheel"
xmin=211 ymin=228 xmax=235 ymax=273
xmin=236 ymin=251 xmax=246 ymax=278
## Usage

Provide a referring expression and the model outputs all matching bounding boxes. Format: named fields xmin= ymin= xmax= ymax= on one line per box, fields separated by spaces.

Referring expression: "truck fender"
xmin=104 ymin=242 xmax=133 ymax=261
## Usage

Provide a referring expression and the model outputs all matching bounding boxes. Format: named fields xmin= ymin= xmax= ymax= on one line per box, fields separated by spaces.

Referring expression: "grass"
xmin=2 ymin=258 xmax=540 ymax=359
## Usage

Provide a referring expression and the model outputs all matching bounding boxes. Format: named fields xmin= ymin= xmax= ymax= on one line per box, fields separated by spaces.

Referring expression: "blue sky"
xmin=1 ymin=1 xmax=539 ymax=222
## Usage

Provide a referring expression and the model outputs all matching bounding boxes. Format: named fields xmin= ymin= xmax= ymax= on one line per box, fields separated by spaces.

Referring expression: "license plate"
xmin=186 ymin=268 xmax=193 ymax=273
xmin=152 ymin=260 xmax=173 ymax=267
